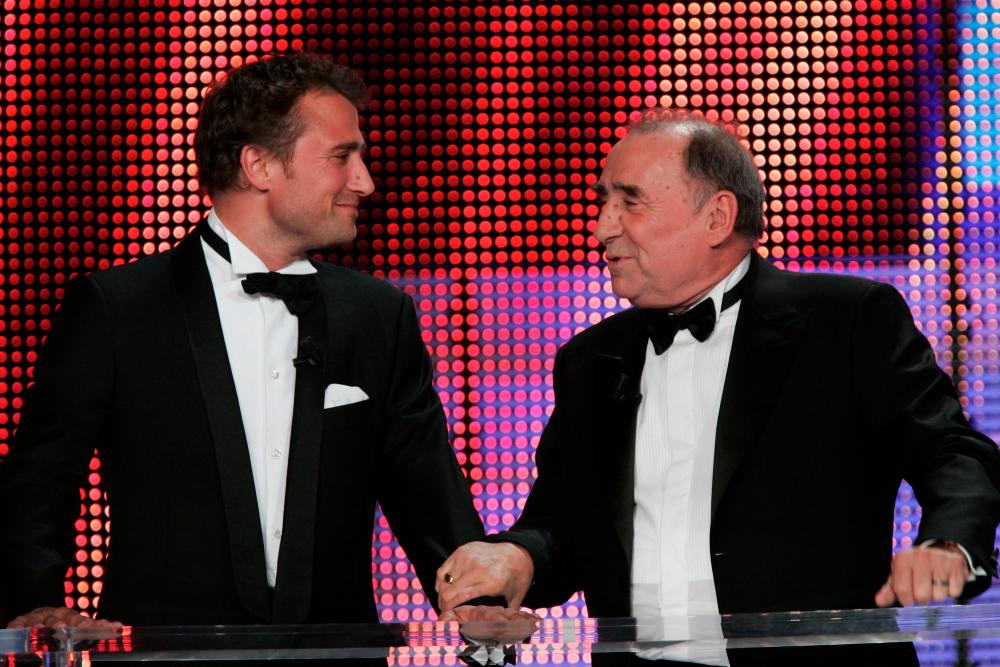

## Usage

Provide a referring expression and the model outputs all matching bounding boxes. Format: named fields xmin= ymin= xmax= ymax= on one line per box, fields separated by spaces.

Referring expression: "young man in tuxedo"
xmin=1 ymin=52 xmax=490 ymax=628
xmin=434 ymin=112 xmax=1000 ymax=665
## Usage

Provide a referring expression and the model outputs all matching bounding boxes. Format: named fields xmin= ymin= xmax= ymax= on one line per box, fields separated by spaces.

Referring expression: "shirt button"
xmin=270 ymin=369 xmax=280 ymax=379
xmin=272 ymin=449 xmax=282 ymax=460
xmin=273 ymin=529 xmax=282 ymax=540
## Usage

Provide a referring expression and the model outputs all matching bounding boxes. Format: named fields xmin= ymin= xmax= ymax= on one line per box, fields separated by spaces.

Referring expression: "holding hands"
xmin=7 ymin=606 xmax=121 ymax=629
xmin=436 ymin=542 xmax=534 ymax=612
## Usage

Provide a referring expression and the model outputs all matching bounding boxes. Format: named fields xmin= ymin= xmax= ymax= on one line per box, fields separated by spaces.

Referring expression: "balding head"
xmin=629 ymin=111 xmax=766 ymax=242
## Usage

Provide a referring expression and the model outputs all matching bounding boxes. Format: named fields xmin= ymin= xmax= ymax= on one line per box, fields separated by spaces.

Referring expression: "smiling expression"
xmin=263 ymin=90 xmax=375 ymax=254
xmin=593 ymin=130 xmax=726 ymax=310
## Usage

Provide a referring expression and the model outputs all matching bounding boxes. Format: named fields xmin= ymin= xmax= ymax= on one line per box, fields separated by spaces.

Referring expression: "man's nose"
xmin=594 ymin=202 xmax=620 ymax=245
xmin=351 ymin=158 xmax=375 ymax=197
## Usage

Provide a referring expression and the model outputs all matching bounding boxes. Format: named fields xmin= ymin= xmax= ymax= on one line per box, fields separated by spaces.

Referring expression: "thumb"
xmin=506 ymin=579 xmax=531 ymax=610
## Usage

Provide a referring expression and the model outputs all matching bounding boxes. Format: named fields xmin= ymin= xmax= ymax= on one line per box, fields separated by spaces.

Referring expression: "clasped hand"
xmin=6 ymin=606 xmax=122 ymax=629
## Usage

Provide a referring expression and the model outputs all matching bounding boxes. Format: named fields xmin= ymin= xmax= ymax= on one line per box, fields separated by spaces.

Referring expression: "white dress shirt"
xmin=201 ymin=210 xmax=317 ymax=587
xmin=631 ymin=255 xmax=751 ymax=665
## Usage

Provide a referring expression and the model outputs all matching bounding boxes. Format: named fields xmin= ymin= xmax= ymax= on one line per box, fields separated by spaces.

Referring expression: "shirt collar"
xmin=690 ymin=252 xmax=752 ymax=319
xmin=206 ymin=209 xmax=318 ymax=277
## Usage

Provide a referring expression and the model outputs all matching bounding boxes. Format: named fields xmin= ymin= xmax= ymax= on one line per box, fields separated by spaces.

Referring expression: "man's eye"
xmin=624 ymin=199 xmax=638 ymax=208
xmin=332 ymin=154 xmax=349 ymax=162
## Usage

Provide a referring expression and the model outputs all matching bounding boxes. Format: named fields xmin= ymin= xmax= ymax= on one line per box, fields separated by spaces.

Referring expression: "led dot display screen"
xmin=2 ymin=1 xmax=1000 ymax=651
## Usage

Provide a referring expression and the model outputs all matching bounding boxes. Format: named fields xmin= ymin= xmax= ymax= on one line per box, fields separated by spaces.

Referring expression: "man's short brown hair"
xmin=195 ymin=52 xmax=368 ymax=197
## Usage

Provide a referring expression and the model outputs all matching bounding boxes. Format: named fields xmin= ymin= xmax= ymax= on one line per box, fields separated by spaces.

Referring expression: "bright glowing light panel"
xmin=2 ymin=4 xmax=999 ymax=648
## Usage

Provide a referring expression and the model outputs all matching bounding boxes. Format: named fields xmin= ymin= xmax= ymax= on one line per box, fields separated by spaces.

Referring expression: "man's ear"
xmin=239 ymin=144 xmax=276 ymax=191
xmin=704 ymin=190 xmax=738 ymax=248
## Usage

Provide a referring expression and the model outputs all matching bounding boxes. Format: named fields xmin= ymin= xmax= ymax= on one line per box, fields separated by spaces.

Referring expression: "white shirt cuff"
xmin=920 ymin=540 xmax=987 ymax=582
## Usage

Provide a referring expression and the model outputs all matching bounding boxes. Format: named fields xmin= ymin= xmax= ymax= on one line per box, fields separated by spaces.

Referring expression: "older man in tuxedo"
xmin=0 ymin=52 xmax=490 ymax=628
xmin=434 ymin=112 xmax=1000 ymax=664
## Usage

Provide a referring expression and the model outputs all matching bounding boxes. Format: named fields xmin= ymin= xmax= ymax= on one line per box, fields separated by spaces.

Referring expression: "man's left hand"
xmin=875 ymin=543 xmax=969 ymax=607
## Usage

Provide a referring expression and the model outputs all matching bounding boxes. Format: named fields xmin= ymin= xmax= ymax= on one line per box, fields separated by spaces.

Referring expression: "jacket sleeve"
xmin=0 ymin=275 xmax=115 ymax=622
xmin=487 ymin=345 xmax=584 ymax=609
xmin=375 ymin=293 xmax=493 ymax=611
xmin=852 ymin=281 xmax=1000 ymax=597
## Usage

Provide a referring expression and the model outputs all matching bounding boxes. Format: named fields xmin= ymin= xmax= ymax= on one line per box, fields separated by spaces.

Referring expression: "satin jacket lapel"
xmin=712 ymin=255 xmax=811 ymax=519
xmin=171 ymin=233 xmax=271 ymax=621
xmin=272 ymin=271 xmax=329 ymax=623
xmin=594 ymin=311 xmax=648 ymax=569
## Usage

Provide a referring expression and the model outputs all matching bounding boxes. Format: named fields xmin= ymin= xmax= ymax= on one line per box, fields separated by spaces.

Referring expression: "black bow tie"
xmin=198 ymin=221 xmax=318 ymax=316
xmin=242 ymin=272 xmax=318 ymax=317
xmin=646 ymin=276 xmax=746 ymax=355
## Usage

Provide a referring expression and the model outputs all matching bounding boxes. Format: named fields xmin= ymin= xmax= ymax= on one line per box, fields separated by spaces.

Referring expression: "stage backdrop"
xmin=2 ymin=0 xmax=999 ymax=659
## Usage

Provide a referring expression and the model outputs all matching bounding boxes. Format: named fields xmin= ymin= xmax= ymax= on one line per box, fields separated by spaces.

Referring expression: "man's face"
xmin=593 ymin=131 xmax=717 ymax=310
xmin=264 ymin=90 xmax=375 ymax=253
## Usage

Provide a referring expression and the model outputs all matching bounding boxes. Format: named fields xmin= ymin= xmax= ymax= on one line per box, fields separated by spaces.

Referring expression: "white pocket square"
xmin=323 ymin=383 xmax=369 ymax=409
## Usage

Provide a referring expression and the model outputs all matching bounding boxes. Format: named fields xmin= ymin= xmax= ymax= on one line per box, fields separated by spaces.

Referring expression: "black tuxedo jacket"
xmin=0 ymin=231 xmax=487 ymax=626
xmin=498 ymin=254 xmax=1000 ymax=618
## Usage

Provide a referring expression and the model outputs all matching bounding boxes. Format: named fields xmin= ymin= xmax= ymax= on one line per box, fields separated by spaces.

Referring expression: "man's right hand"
xmin=7 ymin=607 xmax=121 ymax=629
xmin=439 ymin=605 xmax=540 ymax=643
xmin=435 ymin=541 xmax=535 ymax=612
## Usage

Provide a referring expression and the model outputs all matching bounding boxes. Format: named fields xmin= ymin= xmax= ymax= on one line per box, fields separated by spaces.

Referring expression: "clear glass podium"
xmin=3 ymin=603 xmax=1000 ymax=665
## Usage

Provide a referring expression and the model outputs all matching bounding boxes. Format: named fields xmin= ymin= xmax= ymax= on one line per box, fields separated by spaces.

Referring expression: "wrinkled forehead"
xmin=601 ymin=131 xmax=690 ymax=184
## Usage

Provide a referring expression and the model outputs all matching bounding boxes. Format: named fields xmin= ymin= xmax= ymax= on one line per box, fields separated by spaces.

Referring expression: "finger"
xmin=482 ymin=607 xmax=520 ymax=622
xmin=900 ymin=549 xmax=932 ymax=605
xmin=437 ymin=584 xmax=462 ymax=612
xmin=59 ymin=613 xmax=81 ymax=627
xmin=449 ymin=606 xmax=483 ymax=623
xmin=47 ymin=612 xmax=73 ymax=628
xmin=874 ymin=576 xmax=897 ymax=607
xmin=438 ymin=549 xmax=465 ymax=576
xmin=458 ymin=605 xmax=512 ymax=623
xmin=508 ymin=587 xmax=527 ymax=610
xmin=438 ymin=568 xmax=499 ymax=610
xmin=912 ymin=568 xmax=933 ymax=606
xmin=944 ymin=549 xmax=970 ymax=600
xmin=892 ymin=561 xmax=915 ymax=607
xmin=68 ymin=614 xmax=93 ymax=627
xmin=437 ymin=554 xmax=471 ymax=593
xmin=45 ymin=609 xmax=86 ymax=628
xmin=436 ymin=556 xmax=457 ymax=593
xmin=949 ymin=566 xmax=965 ymax=599
xmin=8 ymin=616 xmax=28 ymax=629
xmin=501 ymin=571 xmax=531 ymax=610
xmin=439 ymin=583 xmax=481 ymax=612
xmin=931 ymin=551 xmax=965 ymax=603
xmin=440 ymin=582 xmax=491 ymax=612
xmin=930 ymin=570 xmax=951 ymax=603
